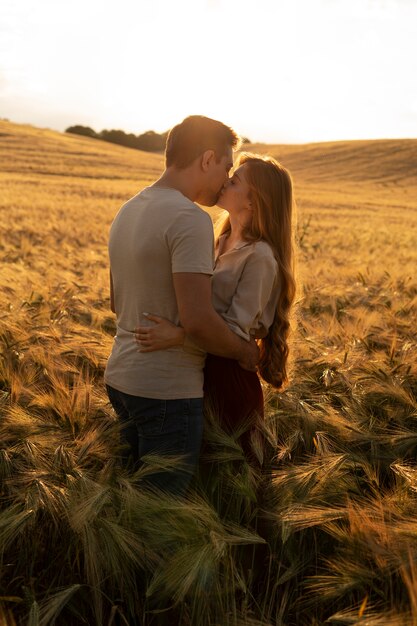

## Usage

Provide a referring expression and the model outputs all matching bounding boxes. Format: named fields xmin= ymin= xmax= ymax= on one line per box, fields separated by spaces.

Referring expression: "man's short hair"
xmin=165 ymin=115 xmax=241 ymax=169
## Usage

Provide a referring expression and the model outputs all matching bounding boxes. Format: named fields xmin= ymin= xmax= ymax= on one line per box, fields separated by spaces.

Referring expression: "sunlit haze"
xmin=1 ymin=0 xmax=416 ymax=143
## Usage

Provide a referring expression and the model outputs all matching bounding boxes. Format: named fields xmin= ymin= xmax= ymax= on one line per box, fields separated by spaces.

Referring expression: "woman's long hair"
xmin=215 ymin=152 xmax=296 ymax=389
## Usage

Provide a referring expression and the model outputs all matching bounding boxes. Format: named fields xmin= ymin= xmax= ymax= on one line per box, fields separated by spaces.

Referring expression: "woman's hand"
xmin=135 ymin=313 xmax=185 ymax=352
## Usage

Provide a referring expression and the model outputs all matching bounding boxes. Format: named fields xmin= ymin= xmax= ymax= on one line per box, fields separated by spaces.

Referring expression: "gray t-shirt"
xmin=104 ymin=186 xmax=214 ymax=399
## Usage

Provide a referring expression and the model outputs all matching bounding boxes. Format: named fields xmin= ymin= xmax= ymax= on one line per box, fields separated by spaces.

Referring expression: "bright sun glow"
xmin=1 ymin=0 xmax=416 ymax=143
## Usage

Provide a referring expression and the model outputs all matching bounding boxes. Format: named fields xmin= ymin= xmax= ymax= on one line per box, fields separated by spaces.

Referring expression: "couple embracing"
xmin=104 ymin=115 xmax=296 ymax=495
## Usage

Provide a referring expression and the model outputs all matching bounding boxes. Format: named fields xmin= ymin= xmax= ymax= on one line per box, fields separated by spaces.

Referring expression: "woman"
xmin=136 ymin=153 xmax=296 ymax=462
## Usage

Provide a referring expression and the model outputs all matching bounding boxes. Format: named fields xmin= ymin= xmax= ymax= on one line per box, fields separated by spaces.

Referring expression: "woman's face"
xmin=217 ymin=162 xmax=252 ymax=217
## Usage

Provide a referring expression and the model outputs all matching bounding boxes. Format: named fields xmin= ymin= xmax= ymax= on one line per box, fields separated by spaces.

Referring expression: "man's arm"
xmin=173 ymin=273 xmax=259 ymax=370
xmin=110 ymin=270 xmax=116 ymax=314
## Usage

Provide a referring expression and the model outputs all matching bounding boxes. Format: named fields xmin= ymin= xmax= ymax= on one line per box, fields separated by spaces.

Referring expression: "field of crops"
xmin=0 ymin=120 xmax=416 ymax=625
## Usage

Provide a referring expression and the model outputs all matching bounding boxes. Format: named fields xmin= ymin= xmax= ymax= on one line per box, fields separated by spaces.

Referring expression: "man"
xmin=105 ymin=115 xmax=258 ymax=494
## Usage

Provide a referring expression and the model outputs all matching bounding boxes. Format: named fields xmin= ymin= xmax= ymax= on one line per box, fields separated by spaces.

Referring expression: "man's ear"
xmin=201 ymin=149 xmax=215 ymax=172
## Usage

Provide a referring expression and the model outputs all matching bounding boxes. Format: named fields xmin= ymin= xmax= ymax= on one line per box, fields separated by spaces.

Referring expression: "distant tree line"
xmin=65 ymin=125 xmax=168 ymax=152
xmin=65 ymin=125 xmax=251 ymax=153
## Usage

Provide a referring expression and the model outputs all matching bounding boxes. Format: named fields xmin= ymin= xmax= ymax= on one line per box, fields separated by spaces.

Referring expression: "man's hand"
xmin=238 ymin=337 xmax=260 ymax=372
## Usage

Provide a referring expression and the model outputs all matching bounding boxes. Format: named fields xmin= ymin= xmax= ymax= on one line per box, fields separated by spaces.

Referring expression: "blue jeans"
xmin=106 ymin=385 xmax=204 ymax=496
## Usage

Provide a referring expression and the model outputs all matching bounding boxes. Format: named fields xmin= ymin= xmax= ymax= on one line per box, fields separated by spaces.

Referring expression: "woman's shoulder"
xmin=245 ymin=241 xmax=278 ymax=277
xmin=250 ymin=240 xmax=277 ymax=262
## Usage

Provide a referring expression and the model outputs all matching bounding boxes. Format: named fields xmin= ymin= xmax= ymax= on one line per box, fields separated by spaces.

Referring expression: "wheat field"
xmin=0 ymin=120 xmax=416 ymax=625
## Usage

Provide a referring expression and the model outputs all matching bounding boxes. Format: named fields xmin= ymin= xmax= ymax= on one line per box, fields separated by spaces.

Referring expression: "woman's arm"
xmin=221 ymin=249 xmax=278 ymax=341
xmin=135 ymin=313 xmax=185 ymax=352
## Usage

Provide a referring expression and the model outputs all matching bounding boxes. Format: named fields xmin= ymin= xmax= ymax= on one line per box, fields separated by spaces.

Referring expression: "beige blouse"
xmin=211 ymin=234 xmax=280 ymax=341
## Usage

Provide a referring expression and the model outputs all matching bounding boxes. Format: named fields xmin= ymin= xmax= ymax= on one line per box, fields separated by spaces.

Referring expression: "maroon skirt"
xmin=203 ymin=354 xmax=264 ymax=432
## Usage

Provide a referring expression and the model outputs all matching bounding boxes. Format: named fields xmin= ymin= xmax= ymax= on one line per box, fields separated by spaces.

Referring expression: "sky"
xmin=1 ymin=0 xmax=416 ymax=144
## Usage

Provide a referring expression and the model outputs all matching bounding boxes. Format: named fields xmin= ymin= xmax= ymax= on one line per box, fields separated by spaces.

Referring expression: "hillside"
xmin=0 ymin=120 xmax=164 ymax=181
xmin=1 ymin=120 xmax=415 ymax=304
xmin=251 ymin=138 xmax=417 ymax=186
xmin=0 ymin=120 xmax=417 ymax=625
xmin=2 ymin=120 xmax=416 ymax=186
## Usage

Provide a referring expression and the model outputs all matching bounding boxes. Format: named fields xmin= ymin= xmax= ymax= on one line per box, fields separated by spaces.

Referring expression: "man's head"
xmin=165 ymin=115 xmax=241 ymax=205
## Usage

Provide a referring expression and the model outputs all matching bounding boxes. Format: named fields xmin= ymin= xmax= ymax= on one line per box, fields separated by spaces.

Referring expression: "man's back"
xmin=104 ymin=186 xmax=214 ymax=399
